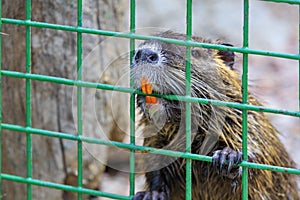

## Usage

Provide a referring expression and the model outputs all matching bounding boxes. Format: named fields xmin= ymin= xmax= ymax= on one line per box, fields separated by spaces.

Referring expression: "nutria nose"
xmin=134 ymin=48 xmax=159 ymax=64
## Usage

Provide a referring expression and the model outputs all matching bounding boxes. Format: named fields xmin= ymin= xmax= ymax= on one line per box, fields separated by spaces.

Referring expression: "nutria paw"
xmin=212 ymin=147 xmax=242 ymax=179
xmin=132 ymin=191 xmax=168 ymax=200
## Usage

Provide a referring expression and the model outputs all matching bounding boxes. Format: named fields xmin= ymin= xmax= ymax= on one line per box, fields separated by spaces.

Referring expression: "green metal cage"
xmin=0 ymin=0 xmax=300 ymax=200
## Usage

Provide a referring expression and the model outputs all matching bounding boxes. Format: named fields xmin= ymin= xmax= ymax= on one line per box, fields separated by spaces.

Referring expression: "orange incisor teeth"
xmin=141 ymin=77 xmax=157 ymax=104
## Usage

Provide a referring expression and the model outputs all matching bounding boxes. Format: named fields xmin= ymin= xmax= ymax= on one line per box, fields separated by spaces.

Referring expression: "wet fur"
xmin=132 ymin=31 xmax=299 ymax=200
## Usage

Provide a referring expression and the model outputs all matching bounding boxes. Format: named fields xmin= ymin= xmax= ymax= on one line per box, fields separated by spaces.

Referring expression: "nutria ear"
xmin=217 ymin=43 xmax=235 ymax=69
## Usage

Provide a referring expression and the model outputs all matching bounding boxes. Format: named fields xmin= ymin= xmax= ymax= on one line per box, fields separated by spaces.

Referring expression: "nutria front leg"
xmin=132 ymin=191 xmax=168 ymax=200
xmin=212 ymin=147 xmax=242 ymax=191
xmin=132 ymin=170 xmax=170 ymax=200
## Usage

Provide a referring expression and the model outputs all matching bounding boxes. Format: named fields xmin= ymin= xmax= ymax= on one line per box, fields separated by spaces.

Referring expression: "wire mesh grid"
xmin=0 ymin=0 xmax=299 ymax=200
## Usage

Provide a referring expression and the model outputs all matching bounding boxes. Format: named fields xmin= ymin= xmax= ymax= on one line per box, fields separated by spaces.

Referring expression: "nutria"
xmin=131 ymin=31 xmax=299 ymax=200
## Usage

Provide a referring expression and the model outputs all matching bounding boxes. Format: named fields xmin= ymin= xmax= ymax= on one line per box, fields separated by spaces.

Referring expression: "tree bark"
xmin=2 ymin=0 xmax=128 ymax=199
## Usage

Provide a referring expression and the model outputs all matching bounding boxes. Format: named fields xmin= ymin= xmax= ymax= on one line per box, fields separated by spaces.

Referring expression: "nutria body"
xmin=131 ymin=31 xmax=299 ymax=200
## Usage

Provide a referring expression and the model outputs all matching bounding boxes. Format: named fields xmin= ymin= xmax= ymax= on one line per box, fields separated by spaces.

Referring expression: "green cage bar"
xmin=2 ymin=173 xmax=130 ymax=200
xmin=129 ymin=0 xmax=136 ymax=196
xmin=0 ymin=0 xmax=299 ymax=199
xmin=241 ymin=0 xmax=249 ymax=199
xmin=2 ymin=69 xmax=299 ymax=117
xmin=1 ymin=18 xmax=300 ymax=60
xmin=0 ymin=0 xmax=2 ymax=198
xmin=77 ymin=0 xmax=83 ymax=199
xmin=1 ymin=122 xmax=300 ymax=174
xmin=185 ymin=0 xmax=192 ymax=200
xmin=262 ymin=0 xmax=300 ymax=4
xmin=25 ymin=0 xmax=33 ymax=199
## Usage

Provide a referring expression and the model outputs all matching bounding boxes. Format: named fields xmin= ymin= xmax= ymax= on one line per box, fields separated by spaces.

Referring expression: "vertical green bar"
xmin=0 ymin=0 xmax=2 ymax=198
xmin=129 ymin=0 xmax=136 ymax=196
xmin=77 ymin=0 xmax=83 ymax=199
xmin=185 ymin=0 xmax=192 ymax=200
xmin=242 ymin=0 xmax=249 ymax=199
xmin=25 ymin=0 xmax=33 ymax=199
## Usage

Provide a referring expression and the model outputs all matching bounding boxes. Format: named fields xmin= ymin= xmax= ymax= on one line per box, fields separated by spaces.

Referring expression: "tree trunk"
xmin=2 ymin=0 xmax=128 ymax=199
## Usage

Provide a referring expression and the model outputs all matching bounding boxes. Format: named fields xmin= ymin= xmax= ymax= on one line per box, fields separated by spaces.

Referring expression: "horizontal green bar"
xmin=2 ymin=123 xmax=300 ymax=175
xmin=1 ymin=123 xmax=212 ymax=163
xmin=1 ymin=18 xmax=300 ymax=60
xmin=1 ymin=70 xmax=135 ymax=93
xmin=1 ymin=173 xmax=130 ymax=200
xmin=2 ymin=70 xmax=299 ymax=118
xmin=261 ymin=0 xmax=300 ymax=4
xmin=245 ymin=162 xmax=300 ymax=174
xmin=164 ymin=95 xmax=300 ymax=117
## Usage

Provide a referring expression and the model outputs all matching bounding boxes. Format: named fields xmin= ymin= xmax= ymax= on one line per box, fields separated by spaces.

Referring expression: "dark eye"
xmin=191 ymin=49 xmax=201 ymax=59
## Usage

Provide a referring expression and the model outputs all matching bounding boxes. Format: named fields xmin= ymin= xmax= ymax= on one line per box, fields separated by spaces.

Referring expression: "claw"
xmin=227 ymin=158 xmax=234 ymax=174
xmin=236 ymin=152 xmax=242 ymax=164
xmin=227 ymin=150 xmax=237 ymax=174
xmin=212 ymin=150 xmax=221 ymax=170
xmin=144 ymin=192 xmax=152 ymax=200
xmin=219 ymin=149 xmax=229 ymax=173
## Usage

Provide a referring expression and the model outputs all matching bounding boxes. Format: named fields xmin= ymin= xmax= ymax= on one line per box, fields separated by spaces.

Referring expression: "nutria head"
xmin=131 ymin=31 xmax=235 ymax=97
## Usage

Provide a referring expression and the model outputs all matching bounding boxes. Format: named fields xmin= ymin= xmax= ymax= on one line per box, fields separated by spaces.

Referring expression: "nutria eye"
xmin=191 ymin=49 xmax=201 ymax=59
xmin=148 ymin=53 xmax=159 ymax=63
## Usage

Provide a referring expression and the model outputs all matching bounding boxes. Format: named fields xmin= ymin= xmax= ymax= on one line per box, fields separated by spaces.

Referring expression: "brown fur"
xmin=132 ymin=31 xmax=299 ymax=200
